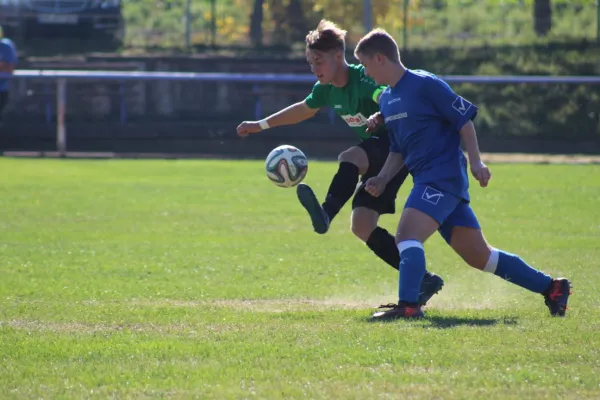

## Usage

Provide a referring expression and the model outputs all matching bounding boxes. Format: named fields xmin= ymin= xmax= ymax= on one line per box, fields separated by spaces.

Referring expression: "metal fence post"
xmin=253 ymin=84 xmax=262 ymax=119
xmin=403 ymin=0 xmax=409 ymax=50
xmin=45 ymin=83 xmax=52 ymax=125
xmin=363 ymin=0 xmax=372 ymax=33
xmin=119 ymin=81 xmax=127 ymax=125
xmin=210 ymin=0 xmax=217 ymax=47
xmin=56 ymin=78 xmax=67 ymax=157
xmin=185 ymin=0 xmax=192 ymax=51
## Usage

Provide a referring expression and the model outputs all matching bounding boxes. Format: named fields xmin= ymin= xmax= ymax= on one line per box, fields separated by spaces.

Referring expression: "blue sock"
xmin=398 ymin=240 xmax=426 ymax=304
xmin=485 ymin=249 xmax=553 ymax=293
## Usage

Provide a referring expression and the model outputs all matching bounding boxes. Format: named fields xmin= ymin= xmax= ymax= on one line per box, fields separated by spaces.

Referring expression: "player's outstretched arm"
xmin=236 ymin=101 xmax=319 ymax=137
xmin=365 ymin=152 xmax=404 ymax=197
xmin=459 ymin=121 xmax=491 ymax=187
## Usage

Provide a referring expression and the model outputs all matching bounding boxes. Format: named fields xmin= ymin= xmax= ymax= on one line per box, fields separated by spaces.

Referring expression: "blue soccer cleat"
xmin=296 ymin=183 xmax=330 ymax=234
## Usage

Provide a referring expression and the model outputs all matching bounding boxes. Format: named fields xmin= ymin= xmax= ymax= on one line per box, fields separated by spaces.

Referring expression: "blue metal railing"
xmin=2 ymin=70 xmax=600 ymax=156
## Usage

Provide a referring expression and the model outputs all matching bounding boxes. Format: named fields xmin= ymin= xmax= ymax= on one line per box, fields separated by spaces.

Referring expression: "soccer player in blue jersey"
xmin=0 ymin=25 xmax=17 ymax=120
xmin=353 ymin=28 xmax=572 ymax=320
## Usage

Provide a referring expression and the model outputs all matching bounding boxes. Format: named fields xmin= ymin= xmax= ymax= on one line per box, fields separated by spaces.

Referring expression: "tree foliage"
xmin=122 ymin=0 xmax=597 ymax=49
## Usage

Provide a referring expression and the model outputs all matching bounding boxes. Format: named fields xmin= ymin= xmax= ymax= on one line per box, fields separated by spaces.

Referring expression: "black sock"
xmin=321 ymin=162 xmax=359 ymax=221
xmin=366 ymin=227 xmax=400 ymax=270
xmin=366 ymin=227 xmax=433 ymax=278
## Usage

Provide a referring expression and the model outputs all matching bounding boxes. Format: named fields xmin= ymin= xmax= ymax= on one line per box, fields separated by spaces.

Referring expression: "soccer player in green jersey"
xmin=237 ymin=20 xmax=444 ymax=305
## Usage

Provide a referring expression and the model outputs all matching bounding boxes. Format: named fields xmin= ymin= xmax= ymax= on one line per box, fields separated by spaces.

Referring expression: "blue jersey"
xmin=379 ymin=69 xmax=478 ymax=201
xmin=0 ymin=38 xmax=17 ymax=92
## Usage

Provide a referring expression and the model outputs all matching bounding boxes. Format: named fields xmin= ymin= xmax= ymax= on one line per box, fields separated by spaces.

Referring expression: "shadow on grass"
xmin=425 ymin=315 xmax=518 ymax=329
xmin=365 ymin=314 xmax=518 ymax=329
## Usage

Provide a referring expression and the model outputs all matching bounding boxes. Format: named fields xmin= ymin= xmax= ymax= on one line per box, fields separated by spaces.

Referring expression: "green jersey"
xmin=304 ymin=64 xmax=386 ymax=140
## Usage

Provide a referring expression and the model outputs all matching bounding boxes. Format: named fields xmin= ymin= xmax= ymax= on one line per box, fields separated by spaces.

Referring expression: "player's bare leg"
xmin=352 ymin=207 xmax=444 ymax=306
xmin=448 ymin=226 xmax=492 ymax=270
xmin=372 ymin=208 xmax=440 ymax=321
xmin=297 ymin=146 xmax=368 ymax=234
xmin=450 ymin=226 xmax=572 ymax=317
xmin=350 ymin=207 xmax=379 ymax=242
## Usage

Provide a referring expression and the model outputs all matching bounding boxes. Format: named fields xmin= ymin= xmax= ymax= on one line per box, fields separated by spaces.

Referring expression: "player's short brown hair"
xmin=305 ymin=20 xmax=346 ymax=53
xmin=354 ymin=28 xmax=400 ymax=63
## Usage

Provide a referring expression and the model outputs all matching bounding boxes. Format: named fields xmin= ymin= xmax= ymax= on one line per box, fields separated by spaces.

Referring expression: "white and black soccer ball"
xmin=265 ymin=145 xmax=308 ymax=188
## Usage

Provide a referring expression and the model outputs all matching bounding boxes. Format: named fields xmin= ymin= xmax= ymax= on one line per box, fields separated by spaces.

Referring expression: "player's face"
xmin=306 ymin=49 xmax=339 ymax=84
xmin=357 ymin=53 xmax=384 ymax=85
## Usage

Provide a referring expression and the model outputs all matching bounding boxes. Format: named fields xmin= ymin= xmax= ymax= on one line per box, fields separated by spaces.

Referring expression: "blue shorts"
xmin=404 ymin=183 xmax=480 ymax=244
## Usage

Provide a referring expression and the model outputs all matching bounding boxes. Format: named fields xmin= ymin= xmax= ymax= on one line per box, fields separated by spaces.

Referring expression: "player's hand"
xmin=470 ymin=160 xmax=491 ymax=187
xmin=236 ymin=121 xmax=262 ymax=137
xmin=365 ymin=176 xmax=387 ymax=197
xmin=366 ymin=112 xmax=384 ymax=134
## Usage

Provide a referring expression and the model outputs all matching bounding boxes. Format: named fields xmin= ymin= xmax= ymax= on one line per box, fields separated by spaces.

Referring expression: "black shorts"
xmin=351 ymin=132 xmax=410 ymax=215
xmin=0 ymin=91 xmax=7 ymax=119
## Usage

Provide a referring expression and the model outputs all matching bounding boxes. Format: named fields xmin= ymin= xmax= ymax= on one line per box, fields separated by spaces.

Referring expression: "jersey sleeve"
xmin=358 ymin=67 xmax=386 ymax=104
xmin=360 ymin=78 xmax=386 ymax=105
xmin=388 ymin=131 xmax=402 ymax=154
xmin=422 ymin=77 xmax=477 ymax=132
xmin=1 ymin=42 xmax=17 ymax=64
xmin=304 ymin=82 xmax=327 ymax=109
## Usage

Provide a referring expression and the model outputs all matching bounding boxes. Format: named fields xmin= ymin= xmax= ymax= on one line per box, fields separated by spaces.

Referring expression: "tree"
xmin=250 ymin=0 xmax=265 ymax=46
xmin=287 ymin=0 xmax=308 ymax=42
xmin=533 ymin=0 xmax=552 ymax=37
xmin=306 ymin=0 xmax=422 ymax=44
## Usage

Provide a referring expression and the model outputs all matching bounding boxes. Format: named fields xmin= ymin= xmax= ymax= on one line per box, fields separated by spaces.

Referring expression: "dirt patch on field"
xmin=2 ymin=319 xmax=189 ymax=334
xmin=481 ymin=153 xmax=600 ymax=164
xmin=131 ymin=298 xmax=383 ymax=312
xmin=1 ymin=319 xmax=243 ymax=335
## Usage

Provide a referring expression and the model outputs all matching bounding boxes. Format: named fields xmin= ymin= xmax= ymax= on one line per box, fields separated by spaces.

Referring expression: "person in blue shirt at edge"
xmin=0 ymin=25 xmax=17 ymax=121
xmin=353 ymin=28 xmax=572 ymax=321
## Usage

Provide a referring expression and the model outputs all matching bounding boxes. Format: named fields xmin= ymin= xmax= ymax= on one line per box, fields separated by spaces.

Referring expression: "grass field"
xmin=1 ymin=158 xmax=599 ymax=399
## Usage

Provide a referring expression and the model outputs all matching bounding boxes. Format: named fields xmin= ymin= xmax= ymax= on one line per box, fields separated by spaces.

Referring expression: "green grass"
xmin=1 ymin=158 xmax=599 ymax=399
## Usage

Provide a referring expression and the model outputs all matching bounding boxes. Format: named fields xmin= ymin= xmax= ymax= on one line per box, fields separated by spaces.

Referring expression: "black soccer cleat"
xmin=371 ymin=302 xmax=424 ymax=321
xmin=543 ymin=277 xmax=572 ymax=317
xmin=296 ymin=183 xmax=330 ymax=234
xmin=419 ymin=273 xmax=444 ymax=306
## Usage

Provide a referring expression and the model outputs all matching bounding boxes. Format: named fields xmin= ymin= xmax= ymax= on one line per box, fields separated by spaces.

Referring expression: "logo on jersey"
xmin=388 ymin=97 xmax=401 ymax=105
xmin=334 ymin=105 xmax=342 ymax=109
xmin=421 ymin=186 xmax=444 ymax=205
xmin=384 ymin=113 xmax=407 ymax=123
xmin=341 ymin=113 xmax=368 ymax=127
xmin=452 ymin=96 xmax=473 ymax=115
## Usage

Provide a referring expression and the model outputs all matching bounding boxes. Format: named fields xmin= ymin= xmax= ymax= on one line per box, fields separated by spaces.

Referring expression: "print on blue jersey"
xmin=452 ymin=96 xmax=473 ymax=116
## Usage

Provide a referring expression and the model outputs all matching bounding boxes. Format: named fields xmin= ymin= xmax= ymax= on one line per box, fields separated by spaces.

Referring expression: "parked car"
xmin=0 ymin=0 xmax=124 ymax=45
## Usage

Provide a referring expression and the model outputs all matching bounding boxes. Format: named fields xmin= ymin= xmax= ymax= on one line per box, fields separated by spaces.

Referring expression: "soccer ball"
xmin=265 ymin=145 xmax=308 ymax=188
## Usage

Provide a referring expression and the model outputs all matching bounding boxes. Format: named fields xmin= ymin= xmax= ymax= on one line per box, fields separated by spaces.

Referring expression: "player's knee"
xmin=469 ymin=252 xmax=490 ymax=270
xmin=456 ymin=244 xmax=491 ymax=270
xmin=350 ymin=215 xmax=377 ymax=242
xmin=338 ymin=147 xmax=368 ymax=174
xmin=449 ymin=227 xmax=490 ymax=270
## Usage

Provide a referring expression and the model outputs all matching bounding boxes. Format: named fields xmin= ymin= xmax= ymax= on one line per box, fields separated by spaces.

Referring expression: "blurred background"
xmin=1 ymin=0 xmax=599 ymax=156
